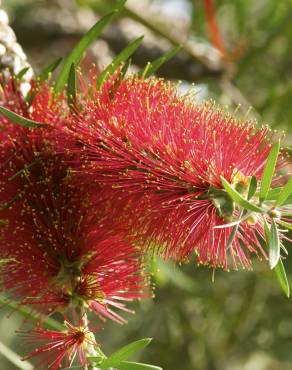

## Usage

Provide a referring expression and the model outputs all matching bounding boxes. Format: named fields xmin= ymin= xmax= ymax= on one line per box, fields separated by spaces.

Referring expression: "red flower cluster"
xmin=66 ymin=76 xmax=290 ymax=270
xmin=0 ymin=72 xmax=290 ymax=368
xmin=0 ymin=78 xmax=148 ymax=367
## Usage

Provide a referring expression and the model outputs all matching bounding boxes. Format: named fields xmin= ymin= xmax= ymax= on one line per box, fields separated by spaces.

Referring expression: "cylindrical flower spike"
xmin=0 ymin=79 xmax=148 ymax=322
xmin=66 ymin=75 xmax=291 ymax=270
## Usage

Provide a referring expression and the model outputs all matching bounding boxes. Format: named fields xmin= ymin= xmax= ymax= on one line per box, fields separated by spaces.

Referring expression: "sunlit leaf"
xmin=274 ymin=259 xmax=290 ymax=297
xmin=55 ymin=11 xmax=116 ymax=93
xmin=268 ymin=218 xmax=280 ymax=269
xmin=264 ymin=187 xmax=282 ymax=200
xmin=97 ymin=338 xmax=152 ymax=368
xmin=96 ymin=36 xmax=144 ymax=88
xmin=0 ymin=107 xmax=43 ymax=128
xmin=275 ymin=177 xmax=292 ymax=206
xmin=221 ymin=176 xmax=263 ymax=212
xmin=259 ymin=141 xmax=280 ymax=202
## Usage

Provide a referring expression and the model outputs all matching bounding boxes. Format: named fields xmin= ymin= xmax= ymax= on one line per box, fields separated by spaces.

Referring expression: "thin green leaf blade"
xmin=118 ymin=361 xmax=163 ymax=370
xmin=98 ymin=338 xmax=152 ymax=368
xmin=39 ymin=57 xmax=62 ymax=82
xmin=16 ymin=67 xmax=30 ymax=80
xmin=0 ymin=107 xmax=43 ymax=128
xmin=275 ymin=177 xmax=292 ymax=206
xmin=264 ymin=187 xmax=282 ymax=200
xmin=115 ymin=0 xmax=127 ymax=11
xmin=278 ymin=220 xmax=292 ymax=231
xmin=274 ymin=259 xmax=290 ymax=297
xmin=260 ymin=141 xmax=281 ymax=202
xmin=67 ymin=63 xmax=77 ymax=108
xmin=269 ymin=218 xmax=280 ymax=269
xmin=142 ymin=45 xmax=181 ymax=78
xmin=248 ymin=175 xmax=258 ymax=200
xmin=96 ymin=36 xmax=144 ymax=88
xmin=220 ymin=176 xmax=263 ymax=213
xmin=55 ymin=11 xmax=116 ymax=93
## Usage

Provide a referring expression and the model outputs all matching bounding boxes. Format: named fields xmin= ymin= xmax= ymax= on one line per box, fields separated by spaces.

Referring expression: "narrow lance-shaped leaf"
xmin=274 ymin=259 xmax=290 ymax=297
xmin=96 ymin=338 xmax=152 ymax=368
xmin=263 ymin=187 xmax=282 ymax=200
xmin=109 ymin=58 xmax=132 ymax=99
xmin=278 ymin=220 xmax=292 ymax=231
xmin=67 ymin=63 xmax=76 ymax=109
xmin=259 ymin=141 xmax=281 ymax=202
xmin=0 ymin=107 xmax=44 ymax=128
xmin=268 ymin=218 xmax=280 ymax=269
xmin=118 ymin=362 xmax=163 ymax=370
xmin=16 ymin=67 xmax=30 ymax=80
xmin=115 ymin=0 xmax=127 ymax=11
xmin=96 ymin=36 xmax=144 ymax=88
xmin=141 ymin=45 xmax=181 ymax=78
xmin=221 ymin=176 xmax=263 ymax=213
xmin=248 ymin=175 xmax=258 ymax=200
xmin=55 ymin=11 xmax=116 ymax=93
xmin=275 ymin=177 xmax=292 ymax=206
xmin=39 ymin=57 xmax=62 ymax=82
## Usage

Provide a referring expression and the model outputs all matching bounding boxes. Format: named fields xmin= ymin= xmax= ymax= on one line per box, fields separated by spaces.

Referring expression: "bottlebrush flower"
xmin=66 ymin=75 xmax=291 ymax=270
xmin=22 ymin=321 xmax=97 ymax=370
xmin=0 ymin=79 xmax=147 ymax=322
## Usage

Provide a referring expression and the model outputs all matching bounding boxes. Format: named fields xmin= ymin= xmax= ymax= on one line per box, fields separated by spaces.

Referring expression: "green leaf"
xmin=142 ymin=45 xmax=181 ymax=78
xmin=96 ymin=36 xmax=144 ymax=88
xmin=263 ymin=217 xmax=270 ymax=244
xmin=0 ymin=107 xmax=43 ymax=128
xmin=98 ymin=338 xmax=152 ymax=368
xmin=108 ymin=58 xmax=132 ymax=99
xmin=275 ymin=177 xmax=292 ymax=206
xmin=39 ymin=57 xmax=62 ymax=82
xmin=259 ymin=141 xmax=281 ymax=202
xmin=16 ymin=67 xmax=30 ymax=80
xmin=118 ymin=361 xmax=163 ymax=370
xmin=274 ymin=259 xmax=290 ymax=297
xmin=220 ymin=176 xmax=263 ymax=213
xmin=55 ymin=11 xmax=116 ymax=93
xmin=67 ymin=63 xmax=77 ymax=108
xmin=268 ymin=218 xmax=280 ymax=269
xmin=278 ymin=220 xmax=292 ymax=231
xmin=263 ymin=187 xmax=282 ymax=200
xmin=248 ymin=175 xmax=258 ymax=200
xmin=115 ymin=0 xmax=128 ymax=11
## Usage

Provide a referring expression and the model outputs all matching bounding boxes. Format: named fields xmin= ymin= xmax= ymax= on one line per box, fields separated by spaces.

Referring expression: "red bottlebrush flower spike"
xmin=0 ymin=79 xmax=147 ymax=321
xmin=22 ymin=321 xmax=97 ymax=370
xmin=67 ymin=75 xmax=291 ymax=270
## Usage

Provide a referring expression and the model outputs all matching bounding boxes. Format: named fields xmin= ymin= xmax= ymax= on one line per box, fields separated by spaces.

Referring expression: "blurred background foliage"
xmin=0 ymin=0 xmax=292 ymax=369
